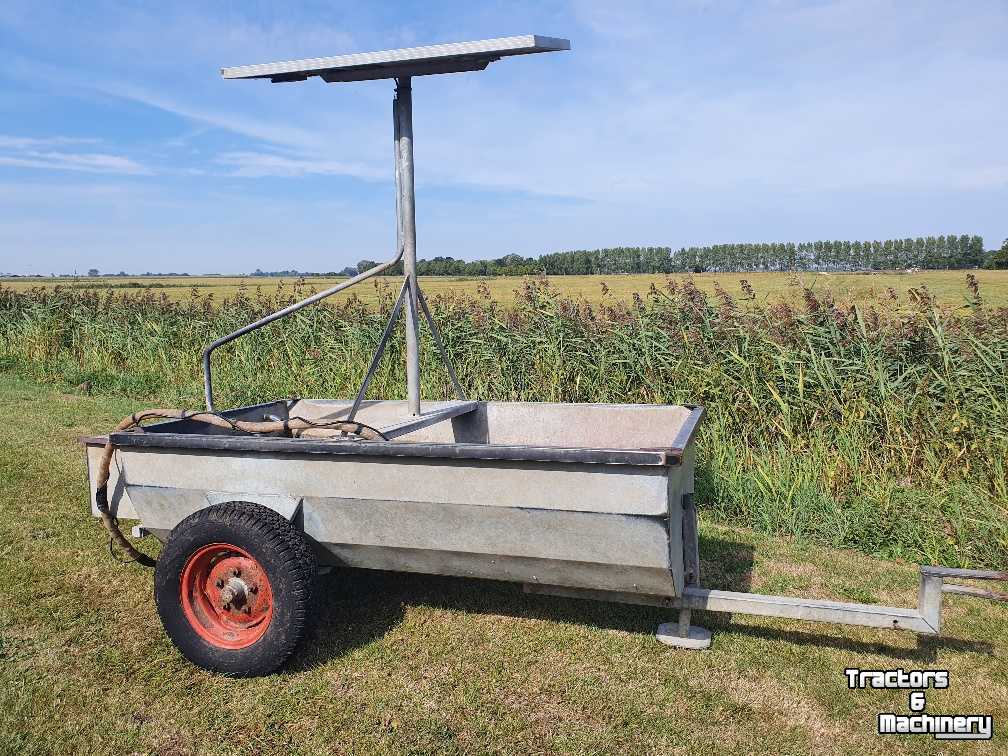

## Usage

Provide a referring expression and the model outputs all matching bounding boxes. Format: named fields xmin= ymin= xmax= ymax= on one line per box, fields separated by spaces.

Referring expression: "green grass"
xmin=0 ymin=372 xmax=1005 ymax=755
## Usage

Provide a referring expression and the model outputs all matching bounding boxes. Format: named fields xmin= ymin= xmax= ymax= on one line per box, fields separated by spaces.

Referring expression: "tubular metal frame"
xmin=202 ymin=77 xmax=464 ymax=414
xmin=201 ymin=246 xmax=403 ymax=411
xmin=206 ymin=37 xmax=570 ymax=415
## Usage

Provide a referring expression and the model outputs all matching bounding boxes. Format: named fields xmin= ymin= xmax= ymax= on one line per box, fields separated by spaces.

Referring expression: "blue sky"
xmin=0 ymin=0 xmax=1005 ymax=275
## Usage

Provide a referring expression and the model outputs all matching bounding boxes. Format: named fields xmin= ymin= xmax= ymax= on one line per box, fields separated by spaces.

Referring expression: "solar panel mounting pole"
xmin=395 ymin=76 xmax=422 ymax=415
xmin=216 ymin=35 xmax=570 ymax=417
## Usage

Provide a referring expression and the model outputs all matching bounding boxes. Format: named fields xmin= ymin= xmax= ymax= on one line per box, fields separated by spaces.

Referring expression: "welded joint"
xmin=917 ymin=571 xmax=943 ymax=636
xmin=916 ymin=565 xmax=1008 ymax=636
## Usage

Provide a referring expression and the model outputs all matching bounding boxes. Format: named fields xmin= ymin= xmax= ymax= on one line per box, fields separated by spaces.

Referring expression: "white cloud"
xmin=60 ymin=2 xmax=1004 ymax=201
xmin=0 ymin=135 xmax=151 ymax=175
xmin=0 ymin=135 xmax=98 ymax=148
xmin=214 ymin=150 xmax=385 ymax=180
xmin=89 ymin=80 xmax=342 ymax=155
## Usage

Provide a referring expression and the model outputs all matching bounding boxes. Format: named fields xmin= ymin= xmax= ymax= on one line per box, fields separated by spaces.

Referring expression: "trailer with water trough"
xmin=84 ymin=35 xmax=1005 ymax=676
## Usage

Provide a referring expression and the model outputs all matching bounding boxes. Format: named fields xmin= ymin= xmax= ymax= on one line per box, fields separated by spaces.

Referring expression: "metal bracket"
xmin=917 ymin=566 xmax=1008 ymax=636
xmin=345 ymin=279 xmax=469 ymax=424
xmin=416 ymin=285 xmax=466 ymax=402
xmin=347 ymin=281 xmax=408 ymax=422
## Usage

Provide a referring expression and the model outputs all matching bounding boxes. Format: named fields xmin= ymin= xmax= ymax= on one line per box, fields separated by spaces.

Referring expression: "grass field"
xmin=4 ymin=269 xmax=1008 ymax=309
xmin=0 ymin=371 xmax=1005 ymax=755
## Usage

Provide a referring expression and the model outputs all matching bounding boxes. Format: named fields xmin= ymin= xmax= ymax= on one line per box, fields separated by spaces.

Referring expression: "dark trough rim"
xmin=82 ymin=403 xmax=704 ymax=468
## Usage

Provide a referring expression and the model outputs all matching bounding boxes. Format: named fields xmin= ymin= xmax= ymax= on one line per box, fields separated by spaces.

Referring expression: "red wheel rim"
xmin=179 ymin=543 xmax=273 ymax=650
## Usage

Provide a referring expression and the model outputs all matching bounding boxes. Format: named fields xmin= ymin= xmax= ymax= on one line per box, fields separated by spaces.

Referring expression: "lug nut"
xmin=222 ymin=603 xmax=231 ymax=611
xmin=231 ymin=568 xmax=241 ymax=577
xmin=248 ymin=584 xmax=258 ymax=594
xmin=243 ymin=606 xmax=251 ymax=614
xmin=215 ymin=579 xmax=224 ymax=589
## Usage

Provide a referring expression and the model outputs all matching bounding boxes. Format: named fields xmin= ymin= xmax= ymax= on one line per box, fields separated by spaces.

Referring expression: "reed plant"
xmin=2 ymin=274 xmax=1005 ymax=568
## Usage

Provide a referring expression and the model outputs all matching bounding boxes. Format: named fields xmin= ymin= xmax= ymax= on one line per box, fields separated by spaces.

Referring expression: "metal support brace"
xmin=347 ymin=280 xmax=409 ymax=421
xmin=417 ymin=286 xmax=466 ymax=401
xmin=345 ymin=278 xmax=468 ymax=422
xmin=201 ymin=246 xmax=403 ymax=411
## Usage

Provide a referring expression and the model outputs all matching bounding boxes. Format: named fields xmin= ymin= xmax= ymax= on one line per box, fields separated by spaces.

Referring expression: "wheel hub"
xmin=219 ymin=576 xmax=249 ymax=610
xmin=179 ymin=543 xmax=273 ymax=649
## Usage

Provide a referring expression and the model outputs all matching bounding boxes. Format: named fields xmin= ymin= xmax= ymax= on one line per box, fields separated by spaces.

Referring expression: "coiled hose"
xmin=94 ymin=409 xmax=387 ymax=567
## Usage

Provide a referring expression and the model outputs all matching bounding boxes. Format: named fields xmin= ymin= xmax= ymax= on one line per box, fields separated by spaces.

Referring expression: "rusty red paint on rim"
xmin=179 ymin=542 xmax=273 ymax=650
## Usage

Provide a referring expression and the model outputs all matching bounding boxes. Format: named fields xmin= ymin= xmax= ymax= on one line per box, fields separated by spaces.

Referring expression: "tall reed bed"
xmin=2 ymin=276 xmax=1005 ymax=568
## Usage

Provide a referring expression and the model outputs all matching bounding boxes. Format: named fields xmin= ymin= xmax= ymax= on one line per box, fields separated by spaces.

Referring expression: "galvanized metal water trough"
xmin=83 ymin=35 xmax=1004 ymax=675
xmin=82 ymin=397 xmax=1006 ymax=668
xmin=86 ymin=398 xmax=702 ymax=601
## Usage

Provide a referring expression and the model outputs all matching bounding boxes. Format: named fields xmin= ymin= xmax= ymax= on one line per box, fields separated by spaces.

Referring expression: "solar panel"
xmin=220 ymin=34 xmax=570 ymax=83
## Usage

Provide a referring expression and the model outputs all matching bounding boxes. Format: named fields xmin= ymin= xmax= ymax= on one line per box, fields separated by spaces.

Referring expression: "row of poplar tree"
xmin=341 ymin=234 xmax=992 ymax=277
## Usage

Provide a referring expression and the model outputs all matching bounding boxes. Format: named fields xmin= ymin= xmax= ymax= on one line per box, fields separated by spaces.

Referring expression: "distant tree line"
xmin=238 ymin=235 xmax=1006 ymax=279
xmin=240 ymin=235 xmax=1003 ymax=278
xmin=79 ymin=270 xmax=191 ymax=277
xmin=6 ymin=236 xmax=1003 ymax=281
xmin=661 ymin=234 xmax=988 ymax=273
xmin=338 ymin=234 xmax=992 ymax=277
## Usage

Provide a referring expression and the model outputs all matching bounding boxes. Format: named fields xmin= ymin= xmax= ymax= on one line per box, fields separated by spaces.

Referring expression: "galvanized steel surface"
xmin=85 ymin=399 xmax=695 ymax=598
xmin=221 ymin=35 xmax=570 ymax=81
xmin=395 ymin=78 xmax=422 ymax=416
xmin=100 ymin=400 xmax=704 ymax=467
xmin=523 ymin=581 xmax=940 ymax=634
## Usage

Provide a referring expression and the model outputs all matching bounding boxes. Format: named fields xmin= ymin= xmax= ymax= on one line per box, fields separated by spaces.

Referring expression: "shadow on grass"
xmin=284 ymin=528 xmax=996 ymax=674
xmin=284 ymin=533 xmax=757 ymax=673
xmin=718 ymin=623 xmax=994 ymax=661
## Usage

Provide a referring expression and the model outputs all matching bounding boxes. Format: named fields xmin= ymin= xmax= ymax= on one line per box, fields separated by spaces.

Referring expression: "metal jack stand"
xmin=657 ymin=495 xmax=712 ymax=649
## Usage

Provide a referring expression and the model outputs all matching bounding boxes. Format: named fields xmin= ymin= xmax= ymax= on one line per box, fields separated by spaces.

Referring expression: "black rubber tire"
xmin=154 ymin=501 xmax=316 ymax=676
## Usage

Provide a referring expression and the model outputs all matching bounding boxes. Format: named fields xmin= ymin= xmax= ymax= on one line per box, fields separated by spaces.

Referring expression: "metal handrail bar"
xmin=202 ymin=244 xmax=404 ymax=410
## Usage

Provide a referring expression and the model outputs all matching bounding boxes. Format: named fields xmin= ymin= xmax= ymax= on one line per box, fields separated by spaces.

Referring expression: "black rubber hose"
xmin=95 ymin=482 xmax=157 ymax=567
